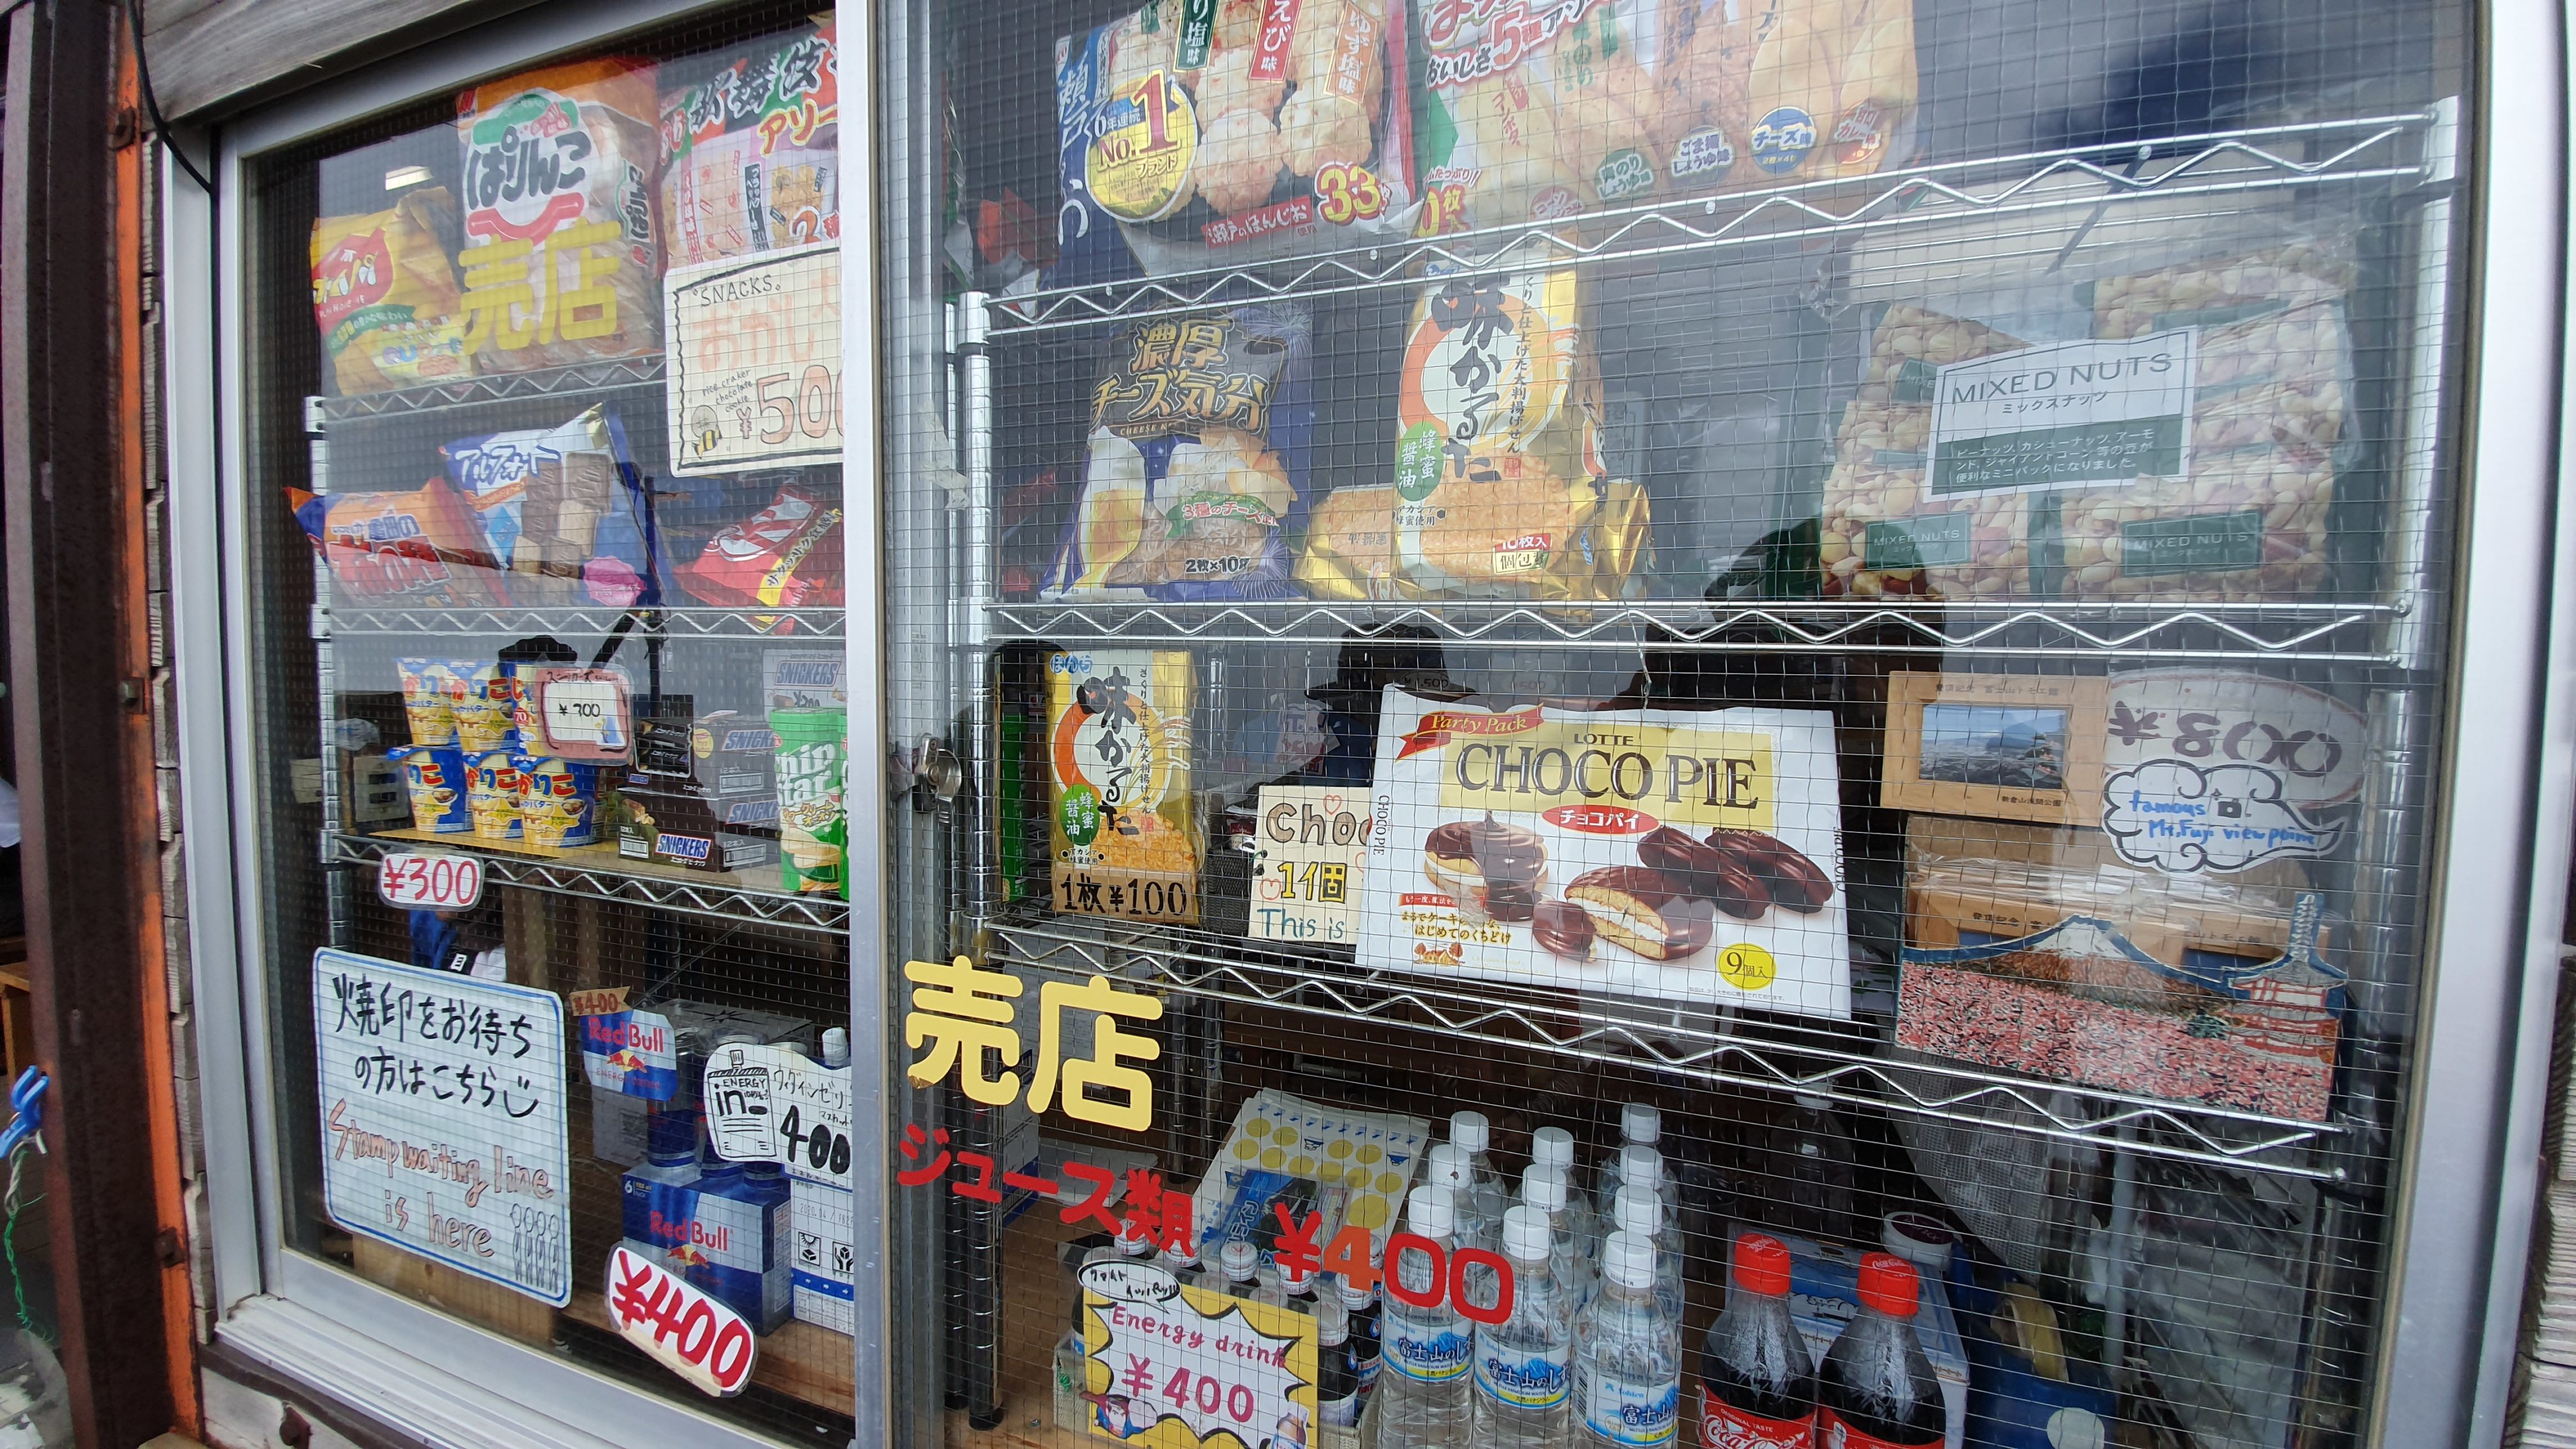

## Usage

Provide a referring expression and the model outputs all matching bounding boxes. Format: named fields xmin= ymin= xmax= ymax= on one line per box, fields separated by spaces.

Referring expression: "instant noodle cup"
xmin=769 ymin=709 xmax=848 ymax=897
xmin=388 ymin=746 xmax=473 ymax=834
xmin=466 ymin=750 xmax=526 ymax=841
xmin=394 ymin=658 xmax=473 ymax=746
xmin=454 ymin=661 xmax=519 ymax=753
xmin=514 ymin=755 xmax=601 ymax=848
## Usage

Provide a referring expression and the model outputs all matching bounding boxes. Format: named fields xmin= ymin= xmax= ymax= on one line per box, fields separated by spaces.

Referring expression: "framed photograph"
xmin=1885 ymin=673 xmax=2108 ymax=825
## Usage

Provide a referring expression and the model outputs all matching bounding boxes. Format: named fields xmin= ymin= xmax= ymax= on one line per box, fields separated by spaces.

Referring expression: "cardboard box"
xmin=616 ymin=781 xmax=780 ymax=872
xmin=634 ymin=703 xmax=778 ymax=797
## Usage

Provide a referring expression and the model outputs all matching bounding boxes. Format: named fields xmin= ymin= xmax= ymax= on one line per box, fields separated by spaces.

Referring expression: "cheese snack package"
xmin=1047 ymin=649 xmax=1200 ymax=925
xmin=1383 ymin=258 xmax=1650 ymax=599
xmin=291 ymin=480 xmax=510 ymax=608
xmin=1041 ymin=304 xmax=1314 ymax=601
xmin=1412 ymin=0 xmax=1917 ymax=235
xmin=456 ymin=58 xmax=663 ymax=372
xmin=1052 ymin=0 xmax=1419 ymax=280
xmin=310 ymin=187 xmax=473 ymax=395
xmin=659 ymin=22 xmax=840 ymax=267
xmin=1356 ymin=687 xmax=1853 ymax=1018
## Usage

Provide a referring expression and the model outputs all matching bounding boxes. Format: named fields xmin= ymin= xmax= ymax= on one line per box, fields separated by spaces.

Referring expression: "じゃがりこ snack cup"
xmin=769 ymin=708 xmax=848 ymax=898
xmin=514 ymin=755 xmax=601 ymax=849
xmin=394 ymin=658 xmax=470 ymax=746
xmin=387 ymin=745 xmax=472 ymax=834
xmin=454 ymin=661 xmax=519 ymax=753
xmin=466 ymin=750 xmax=526 ymax=841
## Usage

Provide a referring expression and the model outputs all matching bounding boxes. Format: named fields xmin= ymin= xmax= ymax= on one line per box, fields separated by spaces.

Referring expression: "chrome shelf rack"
xmin=985 ymin=596 xmax=2408 ymax=663
xmin=328 ymin=604 xmax=844 ymax=641
xmin=988 ymin=906 xmax=2345 ymax=1179
xmin=327 ymin=830 xmax=851 ymax=934
xmin=313 ymin=353 xmax=666 ymax=422
xmin=989 ymin=113 xmax=2436 ymax=334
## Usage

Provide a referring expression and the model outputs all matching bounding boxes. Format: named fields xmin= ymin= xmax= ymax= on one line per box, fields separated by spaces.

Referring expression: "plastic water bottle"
xmin=1815 ymin=1254 xmax=1945 ymax=1446
xmin=1778 ymin=1094 xmax=1859 ymax=1247
xmin=1522 ymin=1164 xmax=1597 ymax=1309
xmin=1614 ymin=1144 xmax=1681 ymax=1229
xmin=1531 ymin=1126 xmax=1597 ymax=1225
xmin=1472 ymin=1204 xmax=1573 ymax=1448
xmin=1609 ymin=1188 xmax=1683 ymax=1326
xmin=1377 ymin=1186 xmax=1473 ymax=1448
xmin=1697 ymin=1232 xmax=1816 ymax=1449
xmin=1596 ymin=1104 xmax=1660 ymax=1211
xmin=1221 ymin=1238 xmax=1267 ymax=1301
xmin=1451 ymin=1111 xmax=1514 ymax=1234
xmin=1430 ymin=1142 xmax=1501 ymax=1255
xmin=1573 ymin=1230 xmax=1681 ymax=1448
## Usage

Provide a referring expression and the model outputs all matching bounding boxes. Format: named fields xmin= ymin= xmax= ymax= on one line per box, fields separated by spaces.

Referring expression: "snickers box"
xmin=616 ymin=781 xmax=781 ymax=873
xmin=635 ymin=702 xmax=778 ymax=797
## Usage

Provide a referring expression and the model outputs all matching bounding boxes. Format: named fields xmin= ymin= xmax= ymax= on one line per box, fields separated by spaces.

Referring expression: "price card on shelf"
xmin=529 ymin=667 xmax=632 ymax=762
xmin=702 ymin=1042 xmax=852 ymax=1185
xmin=606 ymin=1246 xmax=758 ymax=1397
xmin=665 ymin=241 xmax=843 ymax=476
xmin=376 ymin=852 xmax=485 ymax=910
xmin=1247 ymin=786 xmax=1372 ymax=945
xmin=1076 ymin=1260 xmax=1318 ymax=1446
xmin=312 ymin=948 xmax=571 ymax=1305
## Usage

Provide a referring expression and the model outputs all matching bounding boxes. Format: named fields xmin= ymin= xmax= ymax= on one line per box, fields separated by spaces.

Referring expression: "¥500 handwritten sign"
xmin=666 ymin=241 xmax=843 ymax=475
xmin=313 ymin=948 xmax=570 ymax=1305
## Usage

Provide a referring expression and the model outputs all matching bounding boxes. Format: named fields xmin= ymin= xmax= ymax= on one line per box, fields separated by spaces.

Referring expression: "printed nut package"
xmin=1358 ymin=687 xmax=1853 ymax=1018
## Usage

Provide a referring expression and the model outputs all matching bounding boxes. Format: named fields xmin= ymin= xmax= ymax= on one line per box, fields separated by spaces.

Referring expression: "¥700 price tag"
xmin=378 ymin=852 xmax=484 ymax=910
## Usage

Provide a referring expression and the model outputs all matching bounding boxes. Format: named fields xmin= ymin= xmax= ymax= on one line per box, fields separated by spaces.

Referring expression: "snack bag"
xmin=310 ymin=187 xmax=473 ymax=395
xmin=771 ymin=708 xmax=848 ymax=898
xmin=677 ymin=484 xmax=845 ymax=615
xmin=456 ymin=59 xmax=663 ymax=372
xmin=1380 ymin=260 xmax=1650 ymax=599
xmin=1041 ymin=304 xmax=1314 ymax=601
xmin=660 ymin=22 xmax=839 ymax=266
xmin=1053 ymin=0 xmax=1419 ymax=280
xmin=1293 ymin=484 xmax=1403 ymax=600
xmin=1047 ymin=649 xmax=1199 ymax=924
xmin=292 ymin=480 xmax=510 ymax=608
xmin=1356 ymin=687 xmax=1852 ymax=1019
xmin=1412 ymin=0 xmax=1916 ymax=233
xmin=440 ymin=406 xmax=640 ymax=606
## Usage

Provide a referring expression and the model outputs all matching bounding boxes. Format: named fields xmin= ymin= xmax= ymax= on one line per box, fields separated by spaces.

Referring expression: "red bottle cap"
xmin=1857 ymin=1251 xmax=1920 ymax=1318
xmin=1731 ymin=1233 xmax=1791 ymax=1297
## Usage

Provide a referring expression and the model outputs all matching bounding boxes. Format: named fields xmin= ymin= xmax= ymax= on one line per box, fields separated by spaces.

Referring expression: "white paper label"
xmin=666 ymin=242 xmax=845 ymax=475
xmin=543 ymin=680 xmax=626 ymax=748
xmin=702 ymin=1043 xmax=854 ymax=1187
xmin=1926 ymin=331 xmax=2197 ymax=498
xmin=2099 ymin=759 xmax=2344 ymax=873
xmin=605 ymin=1245 xmax=759 ymax=1396
xmin=377 ymin=852 xmax=484 ymax=910
xmin=1248 ymin=785 xmax=1373 ymax=944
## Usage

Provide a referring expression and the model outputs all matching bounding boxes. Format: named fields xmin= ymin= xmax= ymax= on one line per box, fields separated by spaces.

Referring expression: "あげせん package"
xmin=659 ymin=22 xmax=840 ymax=267
xmin=456 ymin=58 xmax=663 ymax=372
xmin=292 ymin=479 xmax=510 ymax=608
xmin=310 ymin=187 xmax=472 ymax=395
xmin=1043 ymin=304 xmax=1313 ymax=601
xmin=1048 ymin=650 xmax=1200 ymax=924
xmin=1357 ymin=687 xmax=1852 ymax=1019
xmin=1053 ymin=0 xmax=1419 ymax=280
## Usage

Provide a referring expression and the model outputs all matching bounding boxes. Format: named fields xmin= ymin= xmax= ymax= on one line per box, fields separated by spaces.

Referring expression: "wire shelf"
xmin=328 ymin=604 xmax=844 ymax=641
xmin=985 ymin=597 xmax=2405 ymax=662
xmin=989 ymin=114 xmax=2436 ymax=333
xmin=310 ymin=354 xmax=668 ymax=423
xmin=988 ymin=907 xmax=2345 ymax=1178
xmin=326 ymin=830 xmax=851 ymax=934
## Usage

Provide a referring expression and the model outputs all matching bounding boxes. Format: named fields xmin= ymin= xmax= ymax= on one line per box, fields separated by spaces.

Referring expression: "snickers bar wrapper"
xmin=1047 ymin=649 xmax=1200 ymax=924
xmin=1356 ymin=687 xmax=1851 ymax=1018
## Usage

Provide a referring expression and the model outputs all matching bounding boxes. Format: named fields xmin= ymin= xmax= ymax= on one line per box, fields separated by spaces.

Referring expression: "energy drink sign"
xmin=1076 ymin=1259 xmax=1319 ymax=1448
xmin=312 ymin=948 xmax=572 ymax=1305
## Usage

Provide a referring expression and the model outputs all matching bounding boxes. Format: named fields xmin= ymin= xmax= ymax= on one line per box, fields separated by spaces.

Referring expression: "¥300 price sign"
xmin=378 ymin=852 xmax=484 ymax=910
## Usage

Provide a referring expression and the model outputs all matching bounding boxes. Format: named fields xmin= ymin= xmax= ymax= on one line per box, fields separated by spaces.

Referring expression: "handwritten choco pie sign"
xmin=1359 ymin=691 xmax=1857 ymax=1022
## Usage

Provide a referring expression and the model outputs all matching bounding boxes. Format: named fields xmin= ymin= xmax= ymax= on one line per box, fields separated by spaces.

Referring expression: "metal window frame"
xmin=158 ymin=0 xmax=881 ymax=1443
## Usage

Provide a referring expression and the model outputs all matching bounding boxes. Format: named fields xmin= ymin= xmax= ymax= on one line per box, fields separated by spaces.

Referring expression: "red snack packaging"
xmin=291 ymin=478 xmax=511 ymax=607
xmin=676 ymin=484 xmax=845 ymax=614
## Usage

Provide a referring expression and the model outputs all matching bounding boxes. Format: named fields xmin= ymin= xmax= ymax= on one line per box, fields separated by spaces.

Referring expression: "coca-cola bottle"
xmin=1814 ymin=1253 xmax=1944 ymax=1448
xmin=1698 ymin=1234 xmax=1815 ymax=1448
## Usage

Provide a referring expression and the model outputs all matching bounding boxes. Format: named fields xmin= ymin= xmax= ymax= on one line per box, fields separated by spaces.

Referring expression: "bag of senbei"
xmin=1372 ymin=257 xmax=1650 ymax=600
xmin=659 ymin=22 xmax=839 ymax=266
xmin=1047 ymin=650 xmax=1200 ymax=925
xmin=456 ymin=58 xmax=664 ymax=372
xmin=310 ymin=187 xmax=473 ymax=395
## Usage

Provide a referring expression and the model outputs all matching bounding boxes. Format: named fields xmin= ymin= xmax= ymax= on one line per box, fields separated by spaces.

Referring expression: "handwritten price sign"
xmin=666 ymin=241 xmax=843 ymax=475
xmin=1077 ymin=1260 xmax=1317 ymax=1446
xmin=702 ymin=1042 xmax=853 ymax=1187
xmin=377 ymin=852 xmax=484 ymax=910
xmin=606 ymin=1246 xmax=758 ymax=1397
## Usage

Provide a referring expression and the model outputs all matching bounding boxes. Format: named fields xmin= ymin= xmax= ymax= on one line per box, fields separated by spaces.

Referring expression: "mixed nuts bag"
xmin=1048 ymin=649 xmax=1200 ymax=924
xmin=659 ymin=22 xmax=841 ymax=267
xmin=1412 ymin=0 xmax=1917 ymax=234
xmin=1054 ymin=0 xmax=1418 ymax=280
xmin=1043 ymin=304 xmax=1314 ymax=601
xmin=310 ymin=187 xmax=472 ymax=395
xmin=456 ymin=59 xmax=664 ymax=372
xmin=1358 ymin=687 xmax=1852 ymax=1018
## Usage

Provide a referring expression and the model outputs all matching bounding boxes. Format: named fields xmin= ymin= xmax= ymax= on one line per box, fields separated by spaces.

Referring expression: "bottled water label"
xmin=1471 ymin=1332 xmax=1569 ymax=1409
xmin=1385 ymin=1324 xmax=1475 ymax=1384
xmin=1579 ymin=1368 xmax=1678 ymax=1446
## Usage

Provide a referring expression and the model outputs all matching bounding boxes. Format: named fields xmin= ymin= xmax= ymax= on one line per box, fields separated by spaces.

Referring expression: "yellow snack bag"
xmin=310 ymin=188 xmax=473 ymax=395
xmin=1048 ymin=650 xmax=1200 ymax=924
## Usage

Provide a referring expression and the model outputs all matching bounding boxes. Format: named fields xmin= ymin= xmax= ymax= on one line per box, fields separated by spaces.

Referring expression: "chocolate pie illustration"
xmin=1705 ymin=829 xmax=1834 ymax=914
xmin=1423 ymin=813 xmax=1549 ymax=919
xmin=1562 ymin=865 xmax=1717 ymax=961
